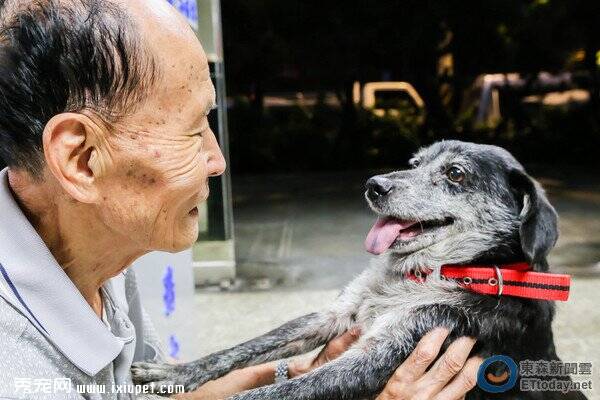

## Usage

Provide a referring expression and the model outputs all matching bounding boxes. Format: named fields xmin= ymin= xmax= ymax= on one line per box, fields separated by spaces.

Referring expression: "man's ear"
xmin=42 ymin=113 xmax=103 ymax=203
xmin=509 ymin=169 xmax=559 ymax=271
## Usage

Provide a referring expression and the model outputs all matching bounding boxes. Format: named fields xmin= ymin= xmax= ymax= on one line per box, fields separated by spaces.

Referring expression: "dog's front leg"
xmin=227 ymin=340 xmax=404 ymax=400
xmin=132 ymin=312 xmax=340 ymax=392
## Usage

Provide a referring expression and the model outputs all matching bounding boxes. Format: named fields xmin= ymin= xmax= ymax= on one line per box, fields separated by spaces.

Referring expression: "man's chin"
xmin=177 ymin=229 xmax=200 ymax=252
xmin=155 ymin=226 xmax=199 ymax=253
xmin=170 ymin=239 xmax=196 ymax=253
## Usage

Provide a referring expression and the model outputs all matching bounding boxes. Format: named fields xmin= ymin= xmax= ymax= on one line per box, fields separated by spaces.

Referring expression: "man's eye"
xmin=446 ymin=166 xmax=465 ymax=183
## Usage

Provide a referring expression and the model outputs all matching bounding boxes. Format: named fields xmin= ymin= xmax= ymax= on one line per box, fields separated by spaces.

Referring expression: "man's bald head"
xmin=0 ymin=0 xmax=162 ymax=175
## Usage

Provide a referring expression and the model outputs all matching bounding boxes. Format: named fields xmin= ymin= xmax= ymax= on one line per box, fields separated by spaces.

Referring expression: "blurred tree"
xmin=222 ymin=0 xmax=596 ymax=119
xmin=570 ymin=0 xmax=600 ymax=113
xmin=220 ymin=0 xmax=600 ymax=171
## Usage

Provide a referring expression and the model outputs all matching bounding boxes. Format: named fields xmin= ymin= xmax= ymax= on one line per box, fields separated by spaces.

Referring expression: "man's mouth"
xmin=188 ymin=188 xmax=210 ymax=216
xmin=365 ymin=216 xmax=454 ymax=255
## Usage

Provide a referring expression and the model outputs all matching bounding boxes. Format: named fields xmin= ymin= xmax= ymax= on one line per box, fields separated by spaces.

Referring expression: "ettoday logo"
xmin=477 ymin=355 xmax=519 ymax=393
xmin=477 ymin=356 xmax=593 ymax=394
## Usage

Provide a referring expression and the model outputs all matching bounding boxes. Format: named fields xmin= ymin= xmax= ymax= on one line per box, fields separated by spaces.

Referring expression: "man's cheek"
xmin=159 ymin=153 xmax=206 ymax=191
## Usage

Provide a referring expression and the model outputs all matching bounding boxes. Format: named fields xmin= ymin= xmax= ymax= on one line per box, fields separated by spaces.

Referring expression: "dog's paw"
xmin=131 ymin=362 xmax=200 ymax=393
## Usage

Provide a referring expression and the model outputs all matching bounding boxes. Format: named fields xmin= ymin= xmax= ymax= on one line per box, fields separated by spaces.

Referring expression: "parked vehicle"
xmin=353 ymin=81 xmax=425 ymax=123
xmin=465 ymin=72 xmax=590 ymax=127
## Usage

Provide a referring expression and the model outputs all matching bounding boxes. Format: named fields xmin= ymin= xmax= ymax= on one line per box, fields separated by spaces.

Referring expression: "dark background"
xmin=221 ymin=0 xmax=600 ymax=174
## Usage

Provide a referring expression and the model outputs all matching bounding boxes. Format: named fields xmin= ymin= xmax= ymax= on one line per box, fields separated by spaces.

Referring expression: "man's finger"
xmin=419 ymin=336 xmax=476 ymax=396
xmin=185 ymin=362 xmax=277 ymax=399
xmin=433 ymin=356 xmax=483 ymax=400
xmin=321 ymin=327 xmax=362 ymax=362
xmin=391 ymin=327 xmax=450 ymax=384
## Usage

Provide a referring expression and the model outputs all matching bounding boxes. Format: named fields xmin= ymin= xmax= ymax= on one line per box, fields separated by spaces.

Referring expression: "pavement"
xmin=192 ymin=167 xmax=600 ymax=398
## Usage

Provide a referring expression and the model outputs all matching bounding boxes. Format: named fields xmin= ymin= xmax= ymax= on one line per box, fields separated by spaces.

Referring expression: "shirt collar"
xmin=0 ymin=168 xmax=124 ymax=376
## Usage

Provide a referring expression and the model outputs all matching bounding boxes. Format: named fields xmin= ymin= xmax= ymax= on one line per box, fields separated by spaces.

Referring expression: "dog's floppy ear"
xmin=509 ymin=169 xmax=558 ymax=271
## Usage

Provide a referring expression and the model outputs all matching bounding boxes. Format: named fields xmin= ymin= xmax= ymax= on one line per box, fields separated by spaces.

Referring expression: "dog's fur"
xmin=132 ymin=141 xmax=586 ymax=400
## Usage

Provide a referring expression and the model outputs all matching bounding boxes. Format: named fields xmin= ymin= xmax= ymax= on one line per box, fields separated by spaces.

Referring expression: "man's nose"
xmin=208 ymin=148 xmax=226 ymax=177
xmin=206 ymin=131 xmax=227 ymax=177
xmin=366 ymin=176 xmax=394 ymax=200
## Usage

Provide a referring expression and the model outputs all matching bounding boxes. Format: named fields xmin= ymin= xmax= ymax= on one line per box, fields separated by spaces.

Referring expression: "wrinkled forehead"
xmin=413 ymin=141 xmax=523 ymax=175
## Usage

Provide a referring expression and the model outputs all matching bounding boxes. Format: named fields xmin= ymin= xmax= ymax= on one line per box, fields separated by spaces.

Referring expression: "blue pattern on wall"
xmin=168 ymin=334 xmax=181 ymax=359
xmin=162 ymin=265 xmax=176 ymax=317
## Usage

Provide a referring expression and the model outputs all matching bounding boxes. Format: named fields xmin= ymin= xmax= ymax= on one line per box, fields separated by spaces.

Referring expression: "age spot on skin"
xmin=154 ymin=150 xmax=161 ymax=158
xmin=139 ymin=173 xmax=157 ymax=186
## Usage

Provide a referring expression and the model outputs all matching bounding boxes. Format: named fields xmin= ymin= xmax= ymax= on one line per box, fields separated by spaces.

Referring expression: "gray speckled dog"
xmin=132 ymin=141 xmax=586 ymax=400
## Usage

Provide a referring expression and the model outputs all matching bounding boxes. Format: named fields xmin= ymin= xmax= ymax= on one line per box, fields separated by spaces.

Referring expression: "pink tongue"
xmin=365 ymin=217 xmax=416 ymax=255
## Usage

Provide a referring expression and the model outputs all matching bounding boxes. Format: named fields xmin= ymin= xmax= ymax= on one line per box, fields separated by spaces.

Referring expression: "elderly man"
xmin=0 ymin=0 xmax=481 ymax=399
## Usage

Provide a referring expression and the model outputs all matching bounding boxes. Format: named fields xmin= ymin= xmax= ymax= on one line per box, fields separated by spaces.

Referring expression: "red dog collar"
xmin=407 ymin=262 xmax=571 ymax=301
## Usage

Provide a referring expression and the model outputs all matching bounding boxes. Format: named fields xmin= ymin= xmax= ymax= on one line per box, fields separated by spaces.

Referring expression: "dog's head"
xmin=365 ymin=140 xmax=558 ymax=272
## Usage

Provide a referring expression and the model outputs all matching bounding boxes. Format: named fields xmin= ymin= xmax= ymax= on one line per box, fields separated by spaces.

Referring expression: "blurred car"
xmin=466 ymin=72 xmax=590 ymax=127
xmin=353 ymin=81 xmax=425 ymax=123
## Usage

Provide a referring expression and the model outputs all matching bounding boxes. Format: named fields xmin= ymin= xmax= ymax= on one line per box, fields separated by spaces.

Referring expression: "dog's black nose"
xmin=366 ymin=177 xmax=394 ymax=200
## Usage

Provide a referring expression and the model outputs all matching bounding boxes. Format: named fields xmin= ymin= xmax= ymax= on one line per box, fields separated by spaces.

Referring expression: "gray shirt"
xmin=0 ymin=168 xmax=166 ymax=399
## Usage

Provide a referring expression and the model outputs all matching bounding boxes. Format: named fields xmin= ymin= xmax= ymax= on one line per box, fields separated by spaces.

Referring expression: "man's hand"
xmin=174 ymin=327 xmax=482 ymax=400
xmin=288 ymin=327 xmax=361 ymax=377
xmin=377 ymin=328 xmax=483 ymax=400
xmin=173 ymin=361 xmax=276 ymax=400
xmin=174 ymin=329 xmax=361 ymax=400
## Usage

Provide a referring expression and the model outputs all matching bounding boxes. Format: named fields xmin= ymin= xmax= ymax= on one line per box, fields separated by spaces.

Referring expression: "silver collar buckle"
xmin=489 ymin=265 xmax=504 ymax=296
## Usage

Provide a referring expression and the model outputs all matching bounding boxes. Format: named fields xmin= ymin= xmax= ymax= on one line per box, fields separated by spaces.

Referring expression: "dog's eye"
xmin=410 ymin=159 xmax=421 ymax=168
xmin=447 ymin=166 xmax=465 ymax=183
